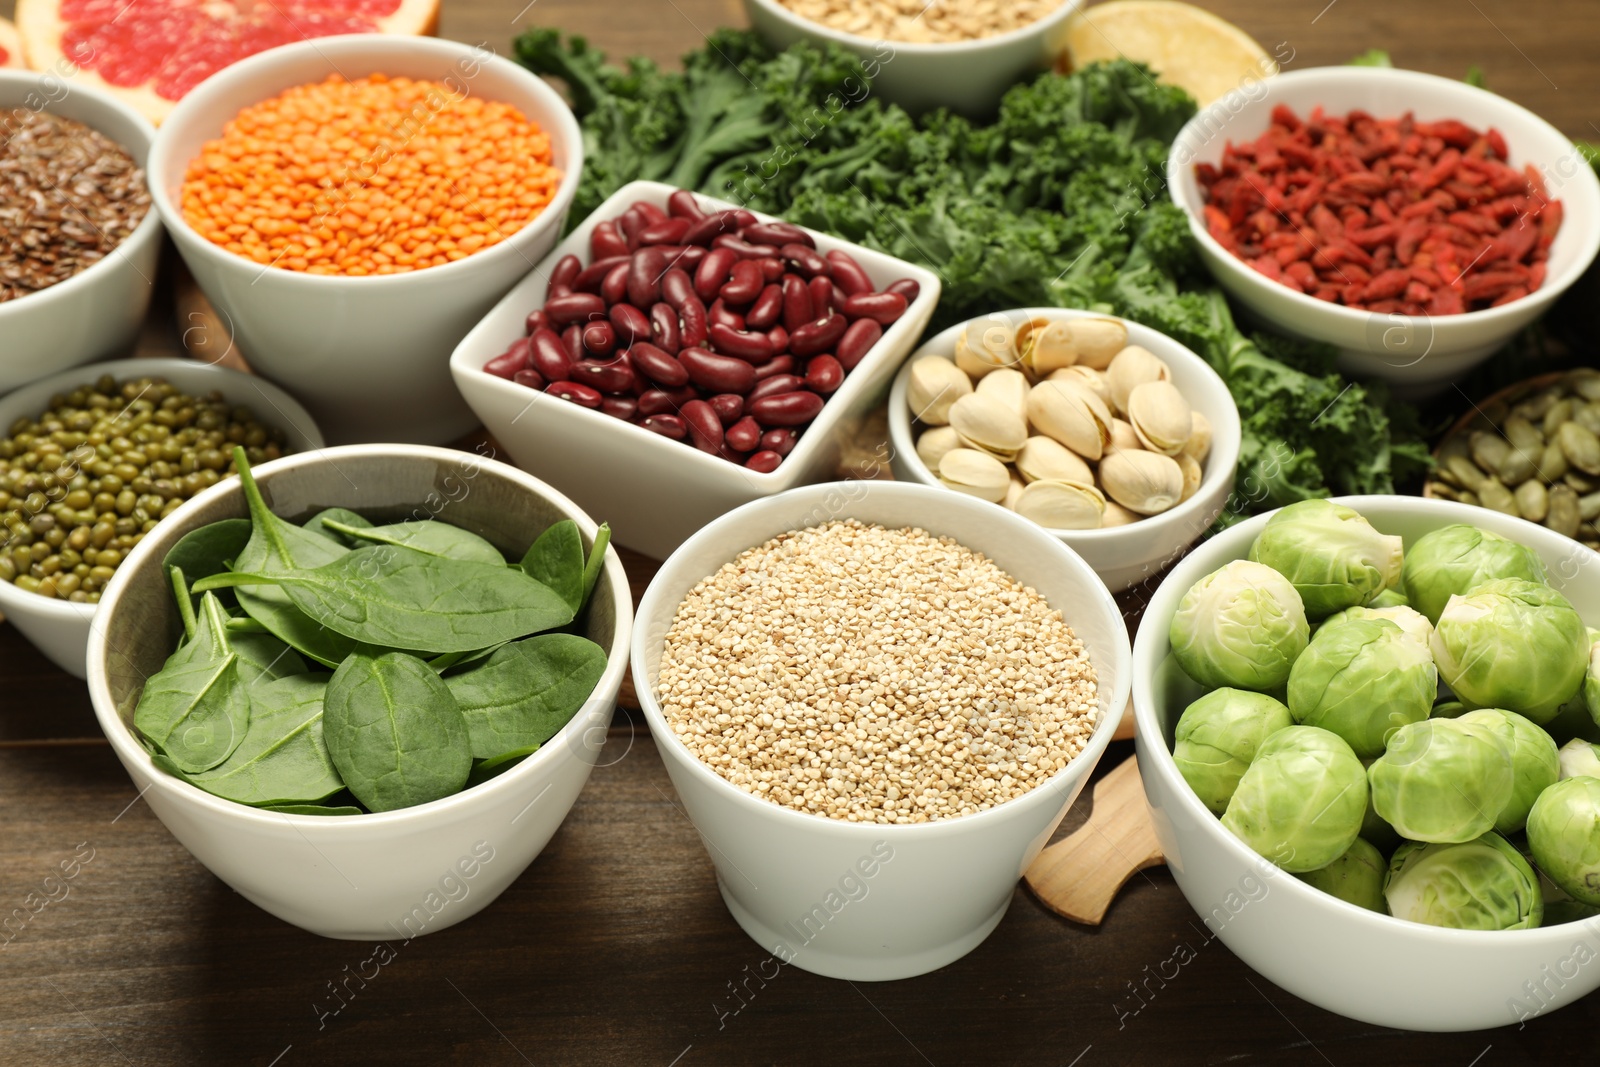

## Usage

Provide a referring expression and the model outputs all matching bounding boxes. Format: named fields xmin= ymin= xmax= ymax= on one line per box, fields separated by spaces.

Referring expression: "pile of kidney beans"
xmin=483 ymin=189 xmax=918 ymax=473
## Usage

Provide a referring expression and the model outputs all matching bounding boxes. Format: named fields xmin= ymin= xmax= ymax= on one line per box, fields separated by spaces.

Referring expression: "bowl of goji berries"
xmin=1167 ymin=66 xmax=1600 ymax=395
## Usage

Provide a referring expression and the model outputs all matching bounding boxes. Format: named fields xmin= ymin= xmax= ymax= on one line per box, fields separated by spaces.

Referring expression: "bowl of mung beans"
xmin=631 ymin=480 xmax=1131 ymax=981
xmin=0 ymin=358 xmax=322 ymax=678
xmin=144 ymin=34 xmax=584 ymax=446
xmin=742 ymin=0 xmax=1082 ymax=117
xmin=0 ymin=71 xmax=164 ymax=393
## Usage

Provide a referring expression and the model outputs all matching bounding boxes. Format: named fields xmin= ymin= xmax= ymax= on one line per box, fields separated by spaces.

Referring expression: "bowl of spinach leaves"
xmin=85 ymin=444 xmax=632 ymax=940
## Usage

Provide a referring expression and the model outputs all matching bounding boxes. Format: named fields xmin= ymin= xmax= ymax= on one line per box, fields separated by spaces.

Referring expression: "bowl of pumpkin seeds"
xmin=1424 ymin=370 xmax=1600 ymax=551
xmin=85 ymin=444 xmax=633 ymax=940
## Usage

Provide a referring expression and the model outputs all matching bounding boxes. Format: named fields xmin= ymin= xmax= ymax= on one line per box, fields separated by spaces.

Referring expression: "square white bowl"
xmin=450 ymin=180 xmax=941 ymax=558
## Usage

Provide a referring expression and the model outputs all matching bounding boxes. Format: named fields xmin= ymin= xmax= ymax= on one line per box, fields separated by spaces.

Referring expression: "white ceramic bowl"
xmin=1168 ymin=67 xmax=1600 ymax=396
xmin=86 ymin=445 xmax=632 ymax=939
xmin=0 ymin=71 xmax=162 ymax=390
xmin=743 ymin=0 xmax=1080 ymax=117
xmin=146 ymin=35 xmax=584 ymax=446
xmin=1134 ymin=494 xmax=1600 ymax=1031
xmin=0 ymin=358 xmax=322 ymax=678
xmin=632 ymin=481 xmax=1131 ymax=980
xmin=886 ymin=308 xmax=1241 ymax=593
xmin=451 ymin=180 xmax=942 ymax=560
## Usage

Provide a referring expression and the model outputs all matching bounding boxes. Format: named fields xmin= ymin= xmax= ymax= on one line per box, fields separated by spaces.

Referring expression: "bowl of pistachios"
xmin=1424 ymin=369 xmax=1600 ymax=549
xmin=886 ymin=307 xmax=1241 ymax=593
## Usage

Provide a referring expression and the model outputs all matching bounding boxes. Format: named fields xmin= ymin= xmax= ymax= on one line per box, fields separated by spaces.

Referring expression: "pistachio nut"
xmin=954 ymin=316 xmax=1021 ymax=379
xmin=1183 ymin=410 xmax=1212 ymax=464
xmin=974 ymin=367 xmax=1031 ymax=424
xmin=1101 ymin=500 xmax=1140 ymax=527
xmin=1014 ymin=479 xmax=1106 ymax=530
xmin=1065 ymin=317 xmax=1128 ymax=370
xmin=1126 ymin=380 xmax=1193 ymax=456
xmin=1015 ymin=435 xmax=1094 ymax=486
xmin=950 ymin=392 xmax=1027 ymax=462
xmin=908 ymin=356 xmax=973 ymax=425
xmin=1107 ymin=417 xmax=1142 ymax=454
xmin=1560 ymin=420 xmax=1600 ymax=475
xmin=1176 ymin=451 xmax=1203 ymax=502
xmin=1049 ymin=365 xmax=1113 ymax=409
xmin=1027 ymin=380 xmax=1113 ymax=461
xmin=1106 ymin=345 xmax=1172 ymax=415
xmin=1100 ymin=449 xmax=1183 ymax=515
xmin=1004 ymin=474 xmax=1027 ymax=511
xmin=938 ymin=448 xmax=1010 ymax=503
xmin=1019 ymin=318 xmax=1078 ymax=376
xmin=916 ymin=425 xmax=963 ymax=472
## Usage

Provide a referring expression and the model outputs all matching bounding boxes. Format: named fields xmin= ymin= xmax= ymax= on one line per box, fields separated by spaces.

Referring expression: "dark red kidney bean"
xmin=725 ymin=415 xmax=762 ymax=452
xmin=742 ymin=221 xmax=814 ymax=249
xmin=804 ymin=354 xmax=844 ymax=394
xmin=648 ymin=302 xmax=681 ymax=354
xmin=639 ymin=218 xmax=690 ymax=246
xmin=747 ymin=373 xmax=805 ymax=405
xmin=550 ymin=253 xmax=582 ymax=289
xmin=808 ymin=276 xmax=835 ymax=318
xmin=571 ymin=358 xmax=634 ymax=395
xmin=627 ymin=248 xmax=665 ymax=307
xmin=677 ymin=295 xmax=709 ymax=348
xmin=512 ymin=367 xmax=546 ymax=391
xmin=709 ymin=322 xmax=772 ymax=362
xmin=582 ymin=320 xmax=617 ymax=357
xmin=601 ymin=395 xmax=638 ymax=421
xmin=617 ymin=206 xmax=647 ymax=250
xmin=681 ymin=400 xmax=723 ymax=453
xmin=758 ymin=256 xmax=784 ymax=282
xmin=837 ymin=318 xmax=883 ymax=370
xmin=546 ymin=380 xmax=602 ymax=408
xmin=752 ymin=354 xmax=795 ymax=381
xmin=708 ymin=299 xmax=744 ymax=332
xmin=547 ymin=283 xmax=573 ymax=301
xmin=634 ymin=200 xmax=668 ymax=227
xmin=683 ymin=210 xmax=744 ymax=247
xmin=749 ymin=391 xmax=825 ymax=428
xmin=781 ymin=276 xmax=813 ymax=333
xmin=660 ymin=268 xmax=697 ymax=312
xmin=641 ymin=414 xmax=687 ymax=439
xmin=546 ymin=292 xmax=607 ymax=327
xmin=746 ymin=450 xmax=783 ymax=474
xmin=637 ymin=387 xmax=696 ymax=416
xmin=601 ymin=263 xmax=630 ymax=306
xmin=825 ymin=250 xmax=874 ymax=297
xmin=668 ymin=190 xmax=706 ymax=221
xmin=590 ymin=222 xmax=628 ymax=261
xmin=484 ymin=336 xmax=532 ymax=379
xmin=609 ymin=302 xmax=651 ymax=346
xmin=711 ymin=234 xmax=771 ymax=260
xmin=765 ymin=322 xmax=791 ymax=352
xmin=718 ymin=443 xmax=750 ymax=465
xmin=721 ymin=260 xmax=765 ymax=305
xmin=886 ymin=277 xmax=921 ymax=303
xmin=731 ymin=209 xmax=758 ymax=228
xmin=562 ymin=323 xmax=584 ymax=361
xmin=760 ymin=428 xmax=798 ymax=456
xmin=524 ymin=309 xmax=549 ymax=336
xmin=694 ymin=247 xmax=738 ymax=302
xmin=530 ymin=328 xmax=573 ymax=382
xmin=671 ymin=246 xmax=707 ymax=273
xmin=842 ymin=291 xmax=908 ymax=326
xmin=628 ymin=342 xmax=690 ymax=388
xmin=789 ymin=314 xmax=847 ymax=358
xmin=746 ymin=284 xmax=783 ymax=329
xmin=709 ymin=393 xmax=745 ymax=425
xmin=779 ymin=243 xmax=828 ymax=277
xmin=573 ymin=254 xmax=628 ymax=294
xmin=679 ymin=347 xmax=757 ymax=395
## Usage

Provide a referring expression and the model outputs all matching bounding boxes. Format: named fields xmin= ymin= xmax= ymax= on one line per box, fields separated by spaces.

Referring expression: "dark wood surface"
xmin=2 ymin=0 xmax=1599 ymax=1063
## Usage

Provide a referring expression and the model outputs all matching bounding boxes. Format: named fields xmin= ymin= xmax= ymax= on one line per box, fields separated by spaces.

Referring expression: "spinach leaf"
xmin=182 ymin=674 xmax=343 ymax=806
xmin=445 ymin=633 xmax=607 ymax=759
xmin=581 ymin=523 xmax=611 ymax=609
xmin=302 ymin=507 xmax=372 ymax=544
xmin=323 ymin=652 xmax=472 ymax=813
xmin=324 ymin=518 xmax=505 ymax=566
xmin=231 ymin=632 xmax=310 ymax=686
xmin=466 ymin=746 xmax=540 ymax=787
xmin=195 ymin=546 xmax=575 ymax=654
xmin=264 ymin=803 xmax=365 ymax=816
xmin=520 ymin=519 xmax=585 ymax=615
xmin=133 ymin=593 xmax=251 ymax=773
xmin=164 ymin=518 xmax=252 ymax=587
xmin=428 ymin=642 xmax=509 ymax=673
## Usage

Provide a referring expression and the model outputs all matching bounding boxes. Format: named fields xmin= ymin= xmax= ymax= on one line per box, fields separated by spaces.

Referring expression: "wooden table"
xmin=2 ymin=1 xmax=1598 ymax=1062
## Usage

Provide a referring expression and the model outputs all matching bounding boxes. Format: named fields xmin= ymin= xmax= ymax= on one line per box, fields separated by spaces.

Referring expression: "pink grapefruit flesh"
xmin=0 ymin=16 xmax=23 ymax=68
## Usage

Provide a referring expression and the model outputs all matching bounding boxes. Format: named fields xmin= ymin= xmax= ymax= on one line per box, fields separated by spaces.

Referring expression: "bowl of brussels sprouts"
xmin=1134 ymin=495 xmax=1600 ymax=1032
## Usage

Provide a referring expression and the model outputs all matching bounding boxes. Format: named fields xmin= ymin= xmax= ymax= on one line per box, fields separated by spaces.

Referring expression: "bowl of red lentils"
xmin=0 ymin=71 xmax=163 ymax=393
xmin=743 ymin=0 xmax=1082 ymax=117
xmin=631 ymin=480 xmax=1131 ymax=980
xmin=1167 ymin=66 xmax=1600 ymax=396
xmin=145 ymin=34 xmax=584 ymax=446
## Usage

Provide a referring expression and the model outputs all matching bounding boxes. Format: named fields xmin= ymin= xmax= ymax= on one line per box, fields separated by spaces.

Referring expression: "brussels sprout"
xmin=1458 ymin=709 xmax=1561 ymax=834
xmin=1173 ymin=688 xmax=1294 ymax=814
xmin=1545 ymin=689 xmax=1600 ymax=745
xmin=1557 ymin=738 xmax=1600 ymax=780
xmin=1169 ymin=560 xmax=1309 ymax=691
xmin=1384 ymin=833 xmax=1543 ymax=930
xmin=1368 ymin=587 xmax=1411 ymax=609
xmin=1247 ymin=499 xmax=1404 ymax=619
xmin=1323 ymin=604 xmax=1433 ymax=649
xmin=1220 ymin=726 xmax=1367 ymax=873
xmin=1400 ymin=524 xmax=1548 ymax=624
xmin=1368 ymin=719 xmax=1513 ymax=843
xmin=1298 ymin=836 xmax=1387 ymax=913
xmin=1584 ymin=635 xmax=1600 ymax=729
xmin=1526 ymin=776 xmax=1600 ymax=906
xmin=1430 ymin=700 xmax=1468 ymax=719
xmin=1287 ymin=618 xmax=1437 ymax=758
xmin=1430 ymin=579 xmax=1588 ymax=723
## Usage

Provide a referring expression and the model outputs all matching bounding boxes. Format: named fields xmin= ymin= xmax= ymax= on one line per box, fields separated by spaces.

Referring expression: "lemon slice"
xmin=1063 ymin=0 xmax=1276 ymax=106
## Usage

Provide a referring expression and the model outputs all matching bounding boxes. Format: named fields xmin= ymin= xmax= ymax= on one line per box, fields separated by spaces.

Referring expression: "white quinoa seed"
xmin=656 ymin=519 xmax=1099 ymax=824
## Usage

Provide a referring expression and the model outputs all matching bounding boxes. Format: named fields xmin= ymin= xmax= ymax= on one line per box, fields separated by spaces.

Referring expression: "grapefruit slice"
xmin=15 ymin=0 xmax=439 ymax=124
xmin=1062 ymin=0 xmax=1275 ymax=107
xmin=0 ymin=17 xmax=23 ymax=68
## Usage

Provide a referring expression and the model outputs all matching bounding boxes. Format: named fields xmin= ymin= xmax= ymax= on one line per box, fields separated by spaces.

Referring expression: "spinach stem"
xmin=170 ymin=565 xmax=197 ymax=641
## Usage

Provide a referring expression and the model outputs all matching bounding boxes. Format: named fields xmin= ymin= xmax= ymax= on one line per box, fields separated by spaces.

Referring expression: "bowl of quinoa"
xmin=632 ymin=480 xmax=1130 ymax=980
